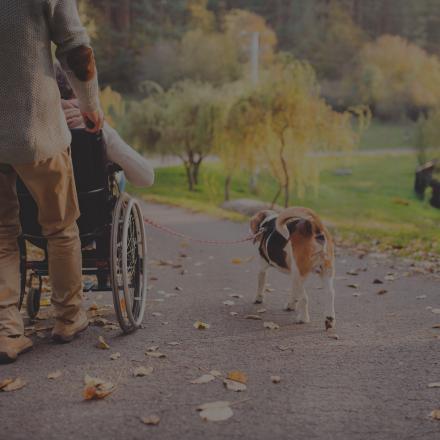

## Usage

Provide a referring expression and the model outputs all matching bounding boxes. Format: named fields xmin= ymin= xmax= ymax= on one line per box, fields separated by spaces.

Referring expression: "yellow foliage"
xmin=357 ymin=35 xmax=440 ymax=118
xmin=99 ymin=86 xmax=125 ymax=128
xmin=187 ymin=0 xmax=215 ymax=32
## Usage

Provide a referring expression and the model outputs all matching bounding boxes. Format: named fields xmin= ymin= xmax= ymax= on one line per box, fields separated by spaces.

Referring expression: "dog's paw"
xmin=325 ymin=316 xmax=335 ymax=330
xmin=284 ymin=303 xmax=296 ymax=312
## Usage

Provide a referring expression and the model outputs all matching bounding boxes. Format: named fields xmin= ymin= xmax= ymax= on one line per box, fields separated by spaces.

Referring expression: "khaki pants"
xmin=0 ymin=149 xmax=82 ymax=336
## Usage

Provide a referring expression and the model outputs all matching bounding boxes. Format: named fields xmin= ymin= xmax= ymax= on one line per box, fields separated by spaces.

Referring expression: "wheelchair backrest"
xmin=17 ymin=129 xmax=114 ymax=246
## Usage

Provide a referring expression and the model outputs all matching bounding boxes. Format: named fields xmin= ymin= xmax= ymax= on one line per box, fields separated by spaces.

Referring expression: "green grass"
xmin=132 ymin=153 xmax=440 ymax=256
xmin=359 ymin=119 xmax=417 ymax=150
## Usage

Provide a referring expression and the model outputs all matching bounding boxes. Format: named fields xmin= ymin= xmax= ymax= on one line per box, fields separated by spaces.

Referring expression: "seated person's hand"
xmin=82 ymin=108 xmax=104 ymax=133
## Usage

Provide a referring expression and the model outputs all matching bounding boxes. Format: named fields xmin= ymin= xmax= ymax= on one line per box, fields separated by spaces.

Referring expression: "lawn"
xmin=132 ymin=152 xmax=440 ymax=257
xmin=359 ymin=119 xmax=417 ymax=150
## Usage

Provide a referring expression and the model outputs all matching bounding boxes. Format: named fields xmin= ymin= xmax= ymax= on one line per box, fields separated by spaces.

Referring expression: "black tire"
xmin=18 ymin=237 xmax=27 ymax=311
xmin=26 ymin=287 xmax=41 ymax=320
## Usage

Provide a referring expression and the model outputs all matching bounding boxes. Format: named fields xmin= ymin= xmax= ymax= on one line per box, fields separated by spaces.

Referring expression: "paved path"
xmin=1 ymin=203 xmax=440 ymax=440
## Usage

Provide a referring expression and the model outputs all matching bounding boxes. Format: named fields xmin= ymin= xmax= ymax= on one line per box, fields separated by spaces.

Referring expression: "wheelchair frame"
xmin=17 ymin=130 xmax=148 ymax=333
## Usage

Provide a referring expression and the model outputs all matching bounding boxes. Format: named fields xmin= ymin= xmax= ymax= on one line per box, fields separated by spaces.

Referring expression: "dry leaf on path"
xmin=428 ymin=382 xmax=440 ymax=388
xmin=264 ymin=321 xmax=280 ymax=330
xmin=210 ymin=370 xmax=223 ymax=378
xmin=416 ymin=295 xmax=427 ymax=300
xmin=141 ymin=415 xmax=160 ymax=426
xmin=347 ymin=284 xmax=359 ymax=289
xmin=146 ymin=346 xmax=160 ymax=353
xmin=230 ymin=294 xmax=244 ymax=299
xmin=377 ymin=289 xmax=388 ymax=295
xmin=167 ymin=341 xmax=180 ymax=346
xmin=0 ymin=378 xmax=14 ymax=390
xmin=197 ymin=401 xmax=233 ymax=422
xmin=223 ymin=300 xmax=235 ymax=306
xmin=96 ymin=336 xmax=110 ymax=350
xmin=278 ymin=345 xmax=293 ymax=352
xmin=146 ymin=351 xmax=166 ymax=359
xmin=134 ymin=366 xmax=154 ymax=377
xmin=83 ymin=375 xmax=114 ymax=400
xmin=110 ymin=352 xmax=121 ymax=360
xmin=48 ymin=371 xmax=62 ymax=380
xmin=245 ymin=315 xmax=262 ymax=321
xmin=257 ymin=308 xmax=267 ymax=314
xmin=373 ymin=279 xmax=383 ymax=284
xmin=271 ymin=376 xmax=281 ymax=384
xmin=230 ymin=312 xmax=239 ymax=317
xmin=430 ymin=409 xmax=440 ymax=420
xmin=193 ymin=321 xmax=210 ymax=330
xmin=227 ymin=371 xmax=247 ymax=384
xmin=1 ymin=378 xmax=26 ymax=392
xmin=191 ymin=374 xmax=216 ymax=384
xmin=432 ymin=324 xmax=440 ymax=329
xmin=224 ymin=379 xmax=247 ymax=392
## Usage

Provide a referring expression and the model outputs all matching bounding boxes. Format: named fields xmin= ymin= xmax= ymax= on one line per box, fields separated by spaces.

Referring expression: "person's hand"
xmin=81 ymin=108 xmax=104 ymax=133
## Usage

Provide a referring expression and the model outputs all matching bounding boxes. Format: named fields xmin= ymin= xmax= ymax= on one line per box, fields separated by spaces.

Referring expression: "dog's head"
xmin=250 ymin=210 xmax=278 ymax=243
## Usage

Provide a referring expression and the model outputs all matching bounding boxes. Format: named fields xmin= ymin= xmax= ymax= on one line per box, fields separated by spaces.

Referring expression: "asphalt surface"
xmin=1 ymin=203 xmax=440 ymax=440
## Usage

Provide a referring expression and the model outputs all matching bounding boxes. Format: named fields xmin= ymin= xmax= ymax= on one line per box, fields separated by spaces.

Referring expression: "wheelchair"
xmin=17 ymin=129 xmax=148 ymax=333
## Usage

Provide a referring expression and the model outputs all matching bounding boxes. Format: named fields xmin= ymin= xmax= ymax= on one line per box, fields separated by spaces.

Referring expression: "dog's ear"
xmin=250 ymin=211 xmax=270 ymax=234
xmin=296 ymin=219 xmax=313 ymax=237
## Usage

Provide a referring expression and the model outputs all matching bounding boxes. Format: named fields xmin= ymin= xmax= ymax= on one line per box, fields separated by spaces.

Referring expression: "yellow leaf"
xmin=141 ymin=415 xmax=160 ymax=426
xmin=96 ymin=336 xmax=110 ymax=350
xmin=227 ymin=371 xmax=247 ymax=384
xmin=193 ymin=320 xmax=210 ymax=330
xmin=1 ymin=378 xmax=26 ymax=392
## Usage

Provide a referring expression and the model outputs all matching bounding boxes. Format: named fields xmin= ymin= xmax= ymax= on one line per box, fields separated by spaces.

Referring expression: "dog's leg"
xmin=286 ymin=264 xmax=310 ymax=323
xmin=322 ymin=270 xmax=336 ymax=330
xmin=255 ymin=261 xmax=269 ymax=304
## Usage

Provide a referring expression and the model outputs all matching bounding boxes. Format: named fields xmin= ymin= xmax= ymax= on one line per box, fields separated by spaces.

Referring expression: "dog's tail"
xmin=275 ymin=208 xmax=314 ymax=240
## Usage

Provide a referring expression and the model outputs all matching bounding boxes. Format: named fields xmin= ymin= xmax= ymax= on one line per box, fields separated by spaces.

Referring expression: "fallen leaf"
xmin=175 ymin=286 xmax=183 ymax=292
xmin=416 ymin=295 xmax=427 ymax=300
xmin=428 ymin=382 xmax=440 ymax=388
xmin=230 ymin=294 xmax=244 ymax=299
xmin=227 ymin=371 xmax=247 ymax=384
xmin=384 ymin=274 xmax=395 ymax=281
xmin=110 ymin=352 xmax=121 ymax=360
xmin=352 ymin=293 xmax=361 ymax=297
xmin=245 ymin=315 xmax=262 ymax=321
xmin=271 ymin=376 xmax=281 ymax=384
xmin=193 ymin=321 xmax=210 ymax=330
xmin=190 ymin=374 xmax=216 ymax=384
xmin=83 ymin=375 xmax=114 ymax=400
xmin=432 ymin=324 xmax=440 ymax=329
xmin=328 ymin=334 xmax=339 ymax=340
xmin=152 ymin=312 xmax=162 ymax=317
xmin=224 ymin=379 xmax=247 ymax=392
xmin=347 ymin=270 xmax=359 ymax=276
xmin=377 ymin=289 xmax=388 ymax=295
xmin=146 ymin=351 xmax=166 ymax=359
xmin=146 ymin=345 xmax=160 ymax=353
xmin=347 ymin=284 xmax=359 ymax=289
xmin=373 ymin=279 xmax=383 ymax=284
xmin=167 ymin=341 xmax=180 ymax=346
xmin=1 ymin=378 xmax=26 ymax=392
xmin=231 ymin=258 xmax=243 ymax=265
xmin=209 ymin=370 xmax=223 ymax=378
xmin=264 ymin=321 xmax=280 ymax=330
xmin=432 ymin=309 xmax=440 ymax=314
xmin=430 ymin=409 xmax=440 ymax=420
xmin=223 ymin=300 xmax=235 ymax=307
xmin=96 ymin=336 xmax=110 ymax=350
xmin=0 ymin=378 xmax=14 ymax=390
xmin=134 ymin=366 xmax=154 ymax=377
xmin=230 ymin=312 xmax=239 ymax=317
xmin=141 ymin=415 xmax=160 ymax=426
xmin=257 ymin=308 xmax=267 ymax=314
xmin=278 ymin=345 xmax=293 ymax=352
xmin=48 ymin=371 xmax=62 ymax=380
xmin=197 ymin=401 xmax=233 ymax=422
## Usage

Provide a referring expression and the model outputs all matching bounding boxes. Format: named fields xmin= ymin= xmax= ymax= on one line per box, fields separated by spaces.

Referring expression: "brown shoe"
xmin=0 ymin=335 xmax=33 ymax=364
xmin=52 ymin=310 xmax=89 ymax=344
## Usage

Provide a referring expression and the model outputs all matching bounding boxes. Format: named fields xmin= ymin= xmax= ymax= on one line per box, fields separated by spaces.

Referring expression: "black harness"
xmin=258 ymin=217 xmax=300 ymax=270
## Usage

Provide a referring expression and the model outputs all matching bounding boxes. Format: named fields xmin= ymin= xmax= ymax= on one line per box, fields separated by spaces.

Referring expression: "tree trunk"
xmin=183 ymin=163 xmax=195 ymax=191
xmin=224 ymin=174 xmax=232 ymax=202
xmin=192 ymin=159 xmax=202 ymax=186
xmin=271 ymin=184 xmax=282 ymax=208
xmin=279 ymin=134 xmax=290 ymax=208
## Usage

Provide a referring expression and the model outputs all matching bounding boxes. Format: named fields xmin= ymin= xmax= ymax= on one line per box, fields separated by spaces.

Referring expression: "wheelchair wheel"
xmin=110 ymin=194 xmax=148 ymax=333
xmin=26 ymin=287 xmax=41 ymax=320
xmin=18 ymin=237 xmax=27 ymax=311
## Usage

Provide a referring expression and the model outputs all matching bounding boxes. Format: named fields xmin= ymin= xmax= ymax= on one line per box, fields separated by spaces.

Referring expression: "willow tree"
xmin=259 ymin=58 xmax=369 ymax=207
xmin=214 ymin=83 xmax=268 ymax=201
xmin=127 ymin=80 xmax=222 ymax=191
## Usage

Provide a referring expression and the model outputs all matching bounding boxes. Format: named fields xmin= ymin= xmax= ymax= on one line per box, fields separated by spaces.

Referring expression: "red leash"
xmin=143 ymin=217 xmax=257 ymax=246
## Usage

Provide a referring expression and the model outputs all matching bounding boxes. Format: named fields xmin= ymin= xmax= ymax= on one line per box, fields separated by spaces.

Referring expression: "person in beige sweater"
xmin=0 ymin=0 xmax=104 ymax=363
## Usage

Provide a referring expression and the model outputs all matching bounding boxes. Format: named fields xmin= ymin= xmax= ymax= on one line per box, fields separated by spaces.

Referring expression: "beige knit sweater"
xmin=0 ymin=0 xmax=100 ymax=164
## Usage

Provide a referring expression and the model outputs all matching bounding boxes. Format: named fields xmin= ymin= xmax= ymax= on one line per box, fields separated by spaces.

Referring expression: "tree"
xmin=354 ymin=35 xmax=440 ymax=119
xmin=258 ymin=58 xmax=367 ymax=207
xmin=127 ymin=81 xmax=222 ymax=191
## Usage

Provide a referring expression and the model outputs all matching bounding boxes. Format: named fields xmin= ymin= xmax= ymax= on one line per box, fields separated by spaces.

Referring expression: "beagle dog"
xmin=250 ymin=207 xmax=336 ymax=330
